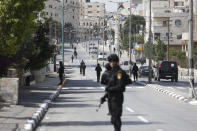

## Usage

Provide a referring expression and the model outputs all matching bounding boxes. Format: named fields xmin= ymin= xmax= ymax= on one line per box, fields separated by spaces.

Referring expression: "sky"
xmin=91 ymin=0 xmax=128 ymax=12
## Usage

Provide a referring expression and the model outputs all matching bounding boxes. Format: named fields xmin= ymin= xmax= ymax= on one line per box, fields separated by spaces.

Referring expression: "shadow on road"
xmin=41 ymin=120 xmax=158 ymax=127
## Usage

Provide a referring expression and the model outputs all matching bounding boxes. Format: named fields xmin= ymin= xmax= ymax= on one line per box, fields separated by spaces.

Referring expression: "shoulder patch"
xmin=117 ymin=72 xmax=122 ymax=80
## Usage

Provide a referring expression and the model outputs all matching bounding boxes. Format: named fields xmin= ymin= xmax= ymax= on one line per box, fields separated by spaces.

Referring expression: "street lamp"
xmin=148 ymin=0 xmax=152 ymax=83
xmin=61 ymin=0 xmax=65 ymax=65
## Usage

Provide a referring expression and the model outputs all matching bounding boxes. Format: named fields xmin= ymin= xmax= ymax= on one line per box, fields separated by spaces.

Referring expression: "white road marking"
xmin=136 ymin=86 xmax=145 ymax=89
xmin=189 ymin=100 xmax=197 ymax=105
xmin=100 ymin=86 xmax=105 ymax=90
xmin=157 ymin=129 xmax=164 ymax=131
xmin=125 ymin=107 xmax=135 ymax=113
xmin=137 ymin=116 xmax=149 ymax=123
xmin=62 ymin=87 xmax=69 ymax=90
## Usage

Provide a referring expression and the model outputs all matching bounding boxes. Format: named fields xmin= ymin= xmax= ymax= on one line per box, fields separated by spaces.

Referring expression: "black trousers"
xmin=97 ymin=73 xmax=101 ymax=82
xmin=133 ymin=73 xmax=138 ymax=81
xmin=59 ymin=74 xmax=63 ymax=84
xmin=110 ymin=93 xmax=124 ymax=131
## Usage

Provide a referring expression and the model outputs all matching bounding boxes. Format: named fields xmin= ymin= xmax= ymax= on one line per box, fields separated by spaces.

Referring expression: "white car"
xmin=121 ymin=61 xmax=131 ymax=74
xmin=98 ymin=52 xmax=107 ymax=59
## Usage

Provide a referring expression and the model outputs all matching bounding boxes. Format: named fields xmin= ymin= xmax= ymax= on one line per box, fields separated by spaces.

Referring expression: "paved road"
xmin=37 ymin=42 xmax=197 ymax=131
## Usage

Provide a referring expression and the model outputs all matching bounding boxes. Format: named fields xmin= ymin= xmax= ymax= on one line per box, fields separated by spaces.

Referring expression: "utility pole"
xmin=103 ymin=20 xmax=105 ymax=67
xmin=148 ymin=0 xmax=152 ymax=83
xmin=189 ymin=0 xmax=197 ymax=99
xmin=129 ymin=0 xmax=132 ymax=77
xmin=54 ymin=23 xmax=57 ymax=72
xmin=62 ymin=0 xmax=65 ymax=65
xmin=167 ymin=19 xmax=170 ymax=61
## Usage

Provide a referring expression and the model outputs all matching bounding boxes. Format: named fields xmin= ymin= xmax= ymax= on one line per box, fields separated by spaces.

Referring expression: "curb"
xmin=23 ymin=79 xmax=67 ymax=131
xmin=136 ymin=81 xmax=190 ymax=103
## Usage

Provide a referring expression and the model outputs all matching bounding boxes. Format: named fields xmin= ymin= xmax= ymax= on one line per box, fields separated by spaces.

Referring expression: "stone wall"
xmin=31 ymin=67 xmax=46 ymax=84
xmin=0 ymin=78 xmax=19 ymax=104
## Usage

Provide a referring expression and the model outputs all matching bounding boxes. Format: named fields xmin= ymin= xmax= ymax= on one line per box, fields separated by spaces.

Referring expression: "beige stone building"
xmin=144 ymin=0 xmax=189 ymax=50
xmin=44 ymin=0 xmax=81 ymax=32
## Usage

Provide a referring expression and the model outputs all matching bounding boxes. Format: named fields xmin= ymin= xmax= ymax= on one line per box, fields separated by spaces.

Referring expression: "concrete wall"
xmin=31 ymin=68 xmax=46 ymax=84
xmin=0 ymin=78 xmax=19 ymax=104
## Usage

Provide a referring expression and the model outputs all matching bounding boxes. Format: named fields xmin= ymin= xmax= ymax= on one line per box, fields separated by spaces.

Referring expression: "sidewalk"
xmin=0 ymin=73 xmax=60 ymax=131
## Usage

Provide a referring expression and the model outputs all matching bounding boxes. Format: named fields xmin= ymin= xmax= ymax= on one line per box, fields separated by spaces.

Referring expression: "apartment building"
xmin=44 ymin=0 xmax=80 ymax=32
xmin=144 ymin=0 xmax=189 ymax=50
xmin=182 ymin=0 xmax=197 ymax=52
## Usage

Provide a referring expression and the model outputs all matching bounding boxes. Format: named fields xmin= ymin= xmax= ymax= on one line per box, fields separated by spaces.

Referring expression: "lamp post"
xmin=188 ymin=0 xmax=197 ymax=99
xmin=148 ymin=0 xmax=152 ymax=83
xmin=129 ymin=0 xmax=132 ymax=77
xmin=61 ymin=0 xmax=65 ymax=65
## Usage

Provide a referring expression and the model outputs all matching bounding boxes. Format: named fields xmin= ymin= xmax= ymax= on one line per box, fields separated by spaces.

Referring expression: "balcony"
xmin=151 ymin=8 xmax=172 ymax=18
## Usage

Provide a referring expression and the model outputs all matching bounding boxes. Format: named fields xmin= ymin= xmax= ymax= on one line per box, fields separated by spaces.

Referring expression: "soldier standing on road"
xmin=95 ymin=63 xmax=102 ymax=82
xmin=132 ymin=63 xmax=139 ymax=82
xmin=101 ymin=54 xmax=132 ymax=131
xmin=80 ymin=60 xmax=84 ymax=74
xmin=71 ymin=55 xmax=74 ymax=63
xmin=57 ymin=61 xmax=65 ymax=85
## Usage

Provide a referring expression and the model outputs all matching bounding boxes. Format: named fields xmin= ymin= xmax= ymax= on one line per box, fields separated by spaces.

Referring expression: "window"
xmin=73 ymin=16 xmax=74 ymax=19
xmin=97 ymin=5 xmax=99 ymax=7
xmin=97 ymin=11 xmax=99 ymax=13
xmin=49 ymin=5 xmax=53 ymax=8
xmin=88 ymin=11 xmax=92 ymax=13
xmin=88 ymin=5 xmax=92 ymax=8
xmin=175 ymin=19 xmax=182 ymax=27
xmin=45 ymin=12 xmax=48 ymax=15
xmin=154 ymin=33 xmax=161 ymax=40
xmin=174 ymin=2 xmax=178 ymax=6
xmin=163 ymin=21 xmax=167 ymax=27
xmin=51 ymin=13 xmax=53 ymax=16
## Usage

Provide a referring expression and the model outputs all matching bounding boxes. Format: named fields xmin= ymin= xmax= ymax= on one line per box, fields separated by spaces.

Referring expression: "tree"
xmin=121 ymin=15 xmax=145 ymax=49
xmin=169 ymin=48 xmax=187 ymax=68
xmin=153 ymin=39 xmax=167 ymax=61
xmin=143 ymin=39 xmax=167 ymax=61
xmin=0 ymin=0 xmax=47 ymax=77
xmin=0 ymin=0 xmax=47 ymax=56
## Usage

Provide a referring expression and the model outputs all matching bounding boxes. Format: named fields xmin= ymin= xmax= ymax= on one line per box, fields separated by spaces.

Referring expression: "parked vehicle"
xmin=98 ymin=52 xmax=107 ymax=59
xmin=153 ymin=61 xmax=178 ymax=82
xmin=120 ymin=61 xmax=131 ymax=74
xmin=138 ymin=65 xmax=153 ymax=78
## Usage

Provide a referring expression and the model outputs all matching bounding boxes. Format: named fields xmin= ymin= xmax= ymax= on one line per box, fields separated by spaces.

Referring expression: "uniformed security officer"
xmin=95 ymin=63 xmax=102 ymax=82
xmin=101 ymin=54 xmax=132 ymax=131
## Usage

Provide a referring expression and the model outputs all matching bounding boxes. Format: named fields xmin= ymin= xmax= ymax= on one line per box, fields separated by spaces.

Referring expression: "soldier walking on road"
xmin=132 ymin=63 xmax=139 ymax=82
xmin=101 ymin=54 xmax=132 ymax=131
xmin=95 ymin=63 xmax=102 ymax=82
xmin=57 ymin=61 xmax=65 ymax=85
xmin=80 ymin=60 xmax=86 ymax=76
xmin=74 ymin=51 xmax=78 ymax=59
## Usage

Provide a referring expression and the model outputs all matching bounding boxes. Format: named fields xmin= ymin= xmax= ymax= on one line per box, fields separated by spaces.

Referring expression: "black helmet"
xmin=108 ymin=54 xmax=119 ymax=62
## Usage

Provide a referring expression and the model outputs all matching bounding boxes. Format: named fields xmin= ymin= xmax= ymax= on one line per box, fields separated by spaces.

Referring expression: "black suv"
xmin=153 ymin=61 xmax=178 ymax=82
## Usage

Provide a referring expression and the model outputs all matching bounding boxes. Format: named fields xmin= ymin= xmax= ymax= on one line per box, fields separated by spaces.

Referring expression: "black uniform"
xmin=58 ymin=61 xmax=65 ymax=85
xmin=132 ymin=63 xmax=138 ymax=82
xmin=101 ymin=61 xmax=131 ymax=131
xmin=95 ymin=64 xmax=102 ymax=82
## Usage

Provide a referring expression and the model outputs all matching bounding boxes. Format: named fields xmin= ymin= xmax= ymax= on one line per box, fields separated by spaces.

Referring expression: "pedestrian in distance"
xmin=113 ymin=47 xmax=116 ymax=53
xmin=120 ymin=51 xmax=122 ymax=58
xmin=71 ymin=55 xmax=74 ymax=63
xmin=132 ymin=63 xmax=139 ymax=82
xmin=57 ymin=61 xmax=65 ymax=85
xmin=74 ymin=51 xmax=78 ymax=59
xmin=80 ymin=60 xmax=84 ymax=74
xmin=95 ymin=63 xmax=102 ymax=82
xmin=71 ymin=43 xmax=74 ymax=49
xmin=100 ymin=54 xmax=132 ymax=131
xmin=82 ymin=61 xmax=86 ymax=76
